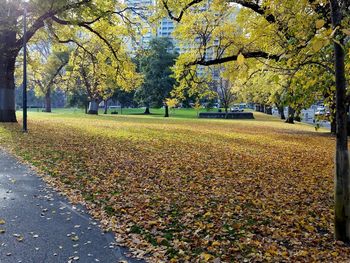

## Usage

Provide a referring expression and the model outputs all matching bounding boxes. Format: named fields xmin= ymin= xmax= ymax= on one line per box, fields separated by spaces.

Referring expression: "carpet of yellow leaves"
xmin=0 ymin=112 xmax=348 ymax=262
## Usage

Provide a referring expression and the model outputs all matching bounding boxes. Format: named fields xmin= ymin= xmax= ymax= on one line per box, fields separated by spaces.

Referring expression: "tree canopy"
xmin=0 ymin=0 xmax=144 ymax=121
xmin=134 ymin=37 xmax=178 ymax=112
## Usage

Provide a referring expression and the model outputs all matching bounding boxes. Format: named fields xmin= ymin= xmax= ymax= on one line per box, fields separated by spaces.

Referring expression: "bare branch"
xmin=161 ymin=0 xmax=203 ymax=22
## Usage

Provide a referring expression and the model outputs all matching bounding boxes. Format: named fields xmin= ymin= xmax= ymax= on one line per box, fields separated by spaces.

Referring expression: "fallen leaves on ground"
xmin=0 ymin=112 xmax=346 ymax=262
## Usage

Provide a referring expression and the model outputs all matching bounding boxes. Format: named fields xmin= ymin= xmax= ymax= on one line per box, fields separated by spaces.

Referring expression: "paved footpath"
xmin=0 ymin=149 xmax=142 ymax=263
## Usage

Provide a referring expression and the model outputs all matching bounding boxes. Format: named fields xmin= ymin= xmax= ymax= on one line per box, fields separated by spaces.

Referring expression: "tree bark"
xmin=261 ymin=104 xmax=265 ymax=113
xmin=286 ymin=107 xmax=295 ymax=124
xmin=278 ymin=106 xmax=286 ymax=120
xmin=88 ymin=100 xmax=99 ymax=115
xmin=104 ymin=100 xmax=108 ymax=114
xmin=164 ymin=105 xmax=169 ymax=117
xmin=0 ymin=53 xmax=17 ymax=122
xmin=144 ymin=107 xmax=151 ymax=114
xmin=266 ymin=106 xmax=272 ymax=115
xmin=255 ymin=104 xmax=260 ymax=112
xmin=295 ymin=110 xmax=301 ymax=122
xmin=330 ymin=0 xmax=350 ymax=242
xmin=84 ymin=102 xmax=88 ymax=114
xmin=0 ymin=14 xmax=20 ymax=123
xmin=44 ymin=87 xmax=52 ymax=113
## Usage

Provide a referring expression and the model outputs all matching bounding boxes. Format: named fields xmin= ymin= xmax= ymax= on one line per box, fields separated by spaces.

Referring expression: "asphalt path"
xmin=0 ymin=149 xmax=143 ymax=263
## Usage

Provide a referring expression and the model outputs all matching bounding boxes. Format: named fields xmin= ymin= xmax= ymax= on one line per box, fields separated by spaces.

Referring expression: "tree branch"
xmin=15 ymin=0 xmax=92 ymax=49
xmin=189 ymin=51 xmax=280 ymax=66
xmin=161 ymin=0 xmax=203 ymax=22
xmin=51 ymin=16 xmax=120 ymax=61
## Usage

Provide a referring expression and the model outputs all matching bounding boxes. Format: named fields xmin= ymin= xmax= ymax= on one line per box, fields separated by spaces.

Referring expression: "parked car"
xmin=231 ymin=106 xmax=244 ymax=112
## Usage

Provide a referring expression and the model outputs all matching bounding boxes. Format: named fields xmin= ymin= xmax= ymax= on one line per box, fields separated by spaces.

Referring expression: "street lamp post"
xmin=23 ymin=1 xmax=28 ymax=132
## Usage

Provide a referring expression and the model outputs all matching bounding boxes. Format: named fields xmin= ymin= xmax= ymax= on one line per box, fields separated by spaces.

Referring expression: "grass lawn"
xmin=25 ymin=107 xmax=212 ymax=119
xmin=0 ymin=109 xmax=346 ymax=262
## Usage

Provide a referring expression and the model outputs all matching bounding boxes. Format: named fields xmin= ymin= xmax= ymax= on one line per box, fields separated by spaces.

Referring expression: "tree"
xmin=216 ymin=77 xmax=236 ymax=113
xmin=161 ymin=0 xmax=348 ymax=106
xmin=27 ymin=45 xmax=70 ymax=112
xmin=165 ymin=97 xmax=179 ymax=116
xmin=65 ymin=34 xmax=142 ymax=115
xmin=329 ymin=0 xmax=350 ymax=242
xmin=0 ymin=0 xmax=143 ymax=122
xmin=134 ymin=37 xmax=178 ymax=116
xmin=160 ymin=0 xmax=350 ymax=241
xmin=236 ymin=70 xmax=279 ymax=115
xmin=111 ymin=89 xmax=136 ymax=113
xmin=66 ymin=86 xmax=89 ymax=113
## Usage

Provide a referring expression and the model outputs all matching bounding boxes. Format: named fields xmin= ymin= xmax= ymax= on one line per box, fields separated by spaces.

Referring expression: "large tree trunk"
xmin=144 ymin=107 xmax=151 ymax=114
xmin=266 ymin=106 xmax=272 ymax=115
xmin=278 ymin=106 xmax=286 ymax=120
xmin=88 ymin=100 xmax=99 ymax=115
xmin=286 ymin=107 xmax=295 ymax=124
xmin=44 ymin=87 xmax=52 ymax=113
xmin=0 ymin=16 xmax=19 ymax=123
xmin=330 ymin=0 xmax=350 ymax=242
xmin=0 ymin=53 xmax=17 ymax=122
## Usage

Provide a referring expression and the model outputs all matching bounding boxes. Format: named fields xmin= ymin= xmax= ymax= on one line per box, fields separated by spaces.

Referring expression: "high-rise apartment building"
xmin=123 ymin=0 xmax=156 ymax=49
xmin=123 ymin=0 xmax=179 ymax=50
xmin=157 ymin=18 xmax=174 ymax=38
xmin=157 ymin=18 xmax=180 ymax=52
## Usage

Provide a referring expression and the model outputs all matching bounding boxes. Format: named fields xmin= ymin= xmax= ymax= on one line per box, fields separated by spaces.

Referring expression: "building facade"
xmin=123 ymin=0 xmax=179 ymax=50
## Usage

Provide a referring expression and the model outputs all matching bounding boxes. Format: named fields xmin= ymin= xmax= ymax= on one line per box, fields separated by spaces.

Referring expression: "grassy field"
xmin=0 ymin=110 xmax=347 ymax=262
xmin=24 ymin=107 xmax=213 ymax=119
